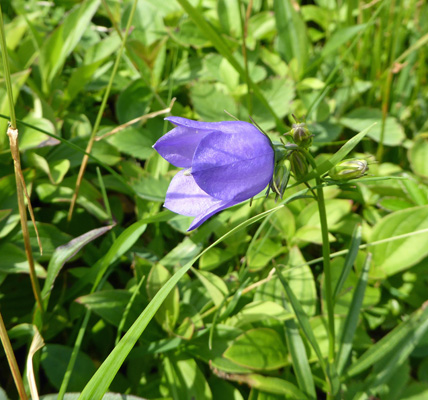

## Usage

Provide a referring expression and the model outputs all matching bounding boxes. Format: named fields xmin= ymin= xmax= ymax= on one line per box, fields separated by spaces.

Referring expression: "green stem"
xmin=304 ymin=151 xmax=336 ymax=397
xmin=0 ymin=5 xmax=16 ymax=129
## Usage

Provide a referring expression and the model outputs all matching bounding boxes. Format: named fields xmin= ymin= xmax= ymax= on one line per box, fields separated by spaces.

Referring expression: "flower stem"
xmin=304 ymin=151 xmax=336 ymax=397
xmin=0 ymin=311 xmax=28 ymax=400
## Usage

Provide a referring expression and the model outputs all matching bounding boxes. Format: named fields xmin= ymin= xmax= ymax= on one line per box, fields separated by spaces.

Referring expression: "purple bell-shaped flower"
xmin=153 ymin=117 xmax=275 ymax=230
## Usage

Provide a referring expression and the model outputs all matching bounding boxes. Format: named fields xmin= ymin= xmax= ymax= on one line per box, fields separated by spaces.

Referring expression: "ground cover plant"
xmin=1 ymin=0 xmax=428 ymax=399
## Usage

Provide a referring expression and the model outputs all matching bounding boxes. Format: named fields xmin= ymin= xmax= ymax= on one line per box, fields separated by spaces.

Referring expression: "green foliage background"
xmin=1 ymin=0 xmax=428 ymax=399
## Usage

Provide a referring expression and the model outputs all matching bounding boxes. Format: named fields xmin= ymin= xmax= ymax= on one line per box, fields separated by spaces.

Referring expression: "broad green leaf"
xmin=19 ymin=117 xmax=57 ymax=150
xmin=116 ymin=79 xmax=153 ymax=124
xmin=409 ymin=135 xmax=428 ymax=178
xmin=107 ymin=127 xmax=156 ymax=160
xmin=0 ymin=242 xmax=46 ymax=277
xmin=163 ymin=355 xmax=212 ymax=400
xmin=340 ymin=107 xmax=405 ymax=146
xmin=226 ymin=301 xmax=292 ymax=328
xmin=238 ymin=374 xmax=307 ymax=399
xmin=39 ymin=0 xmax=101 ymax=89
xmin=28 ymin=153 xmax=70 ymax=185
xmin=77 ymin=290 xmax=146 ymax=329
xmin=41 ymin=344 xmax=96 ymax=392
xmin=223 ymin=328 xmax=288 ymax=371
xmin=274 ymin=0 xmax=310 ymax=75
xmin=371 ymin=206 xmax=428 ymax=276
xmin=247 ymin=237 xmax=284 ymax=272
xmin=199 ymin=247 xmax=235 ymax=271
xmin=297 ymin=199 xmax=352 ymax=229
xmin=192 ymin=268 xmax=228 ymax=307
xmin=146 ymin=263 xmax=179 ymax=331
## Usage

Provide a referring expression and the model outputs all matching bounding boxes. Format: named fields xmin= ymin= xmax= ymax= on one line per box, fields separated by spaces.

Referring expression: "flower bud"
xmin=290 ymin=151 xmax=308 ymax=180
xmin=291 ymin=123 xmax=313 ymax=148
xmin=328 ymin=159 xmax=368 ymax=181
xmin=271 ymin=162 xmax=290 ymax=200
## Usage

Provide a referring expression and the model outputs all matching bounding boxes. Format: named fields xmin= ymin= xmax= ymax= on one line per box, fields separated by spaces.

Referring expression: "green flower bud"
xmin=271 ymin=162 xmax=290 ymax=200
xmin=328 ymin=159 xmax=369 ymax=180
xmin=290 ymin=151 xmax=308 ymax=180
xmin=291 ymin=123 xmax=313 ymax=148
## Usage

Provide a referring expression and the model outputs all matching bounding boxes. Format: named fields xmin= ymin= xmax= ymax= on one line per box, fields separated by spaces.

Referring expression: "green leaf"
xmin=39 ymin=0 xmax=101 ymax=89
xmin=163 ymin=355 xmax=212 ymax=399
xmin=116 ymin=79 xmax=153 ymax=124
xmin=274 ymin=0 xmax=310 ymax=75
xmin=226 ymin=301 xmax=292 ymax=328
xmin=146 ymin=263 xmax=179 ymax=332
xmin=321 ymin=24 xmax=368 ymax=59
xmin=42 ymin=225 xmax=112 ymax=306
xmin=41 ymin=344 xmax=96 ymax=392
xmin=192 ymin=268 xmax=228 ymax=307
xmin=284 ymin=317 xmax=316 ymax=400
xmin=0 ymin=242 xmax=46 ymax=277
xmin=78 ymin=205 xmax=283 ymax=400
xmin=337 ymin=253 xmax=371 ymax=375
xmin=223 ymin=328 xmax=288 ymax=371
xmin=409 ymin=135 xmax=428 ymax=178
xmin=77 ymin=290 xmax=146 ymax=329
xmin=371 ymin=206 xmax=428 ymax=276
xmin=340 ymin=107 xmax=405 ymax=146
xmin=346 ymin=305 xmax=428 ymax=378
xmin=239 ymin=374 xmax=308 ymax=399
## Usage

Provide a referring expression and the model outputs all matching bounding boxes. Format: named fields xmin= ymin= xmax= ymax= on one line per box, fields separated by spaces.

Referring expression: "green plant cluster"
xmin=1 ymin=1 xmax=428 ymax=400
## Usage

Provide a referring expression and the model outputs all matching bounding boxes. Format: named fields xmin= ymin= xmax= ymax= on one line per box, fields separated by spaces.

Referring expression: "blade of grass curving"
xmin=283 ymin=305 xmax=316 ymax=400
xmin=67 ymin=0 xmax=139 ymax=221
xmin=274 ymin=265 xmax=327 ymax=375
xmin=96 ymin=167 xmax=116 ymax=241
xmin=333 ymin=224 xmax=362 ymax=301
xmin=175 ymin=0 xmax=286 ymax=131
xmin=78 ymin=205 xmax=284 ymax=400
xmin=345 ymin=302 xmax=428 ymax=378
xmin=337 ymin=253 xmax=371 ymax=376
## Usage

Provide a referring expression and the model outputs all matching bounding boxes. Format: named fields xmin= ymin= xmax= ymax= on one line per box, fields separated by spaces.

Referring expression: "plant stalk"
xmin=304 ymin=151 xmax=336 ymax=398
xmin=0 ymin=5 xmax=44 ymax=314
xmin=0 ymin=311 xmax=29 ymax=400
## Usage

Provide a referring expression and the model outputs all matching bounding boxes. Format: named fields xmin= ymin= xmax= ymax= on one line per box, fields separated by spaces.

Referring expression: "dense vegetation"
xmin=1 ymin=0 xmax=428 ymax=399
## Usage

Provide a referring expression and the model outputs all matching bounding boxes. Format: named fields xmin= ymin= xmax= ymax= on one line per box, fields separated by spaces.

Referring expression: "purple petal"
xmin=164 ymin=170 xmax=227 ymax=217
xmin=191 ymin=122 xmax=274 ymax=201
xmin=188 ymin=198 xmax=238 ymax=231
xmin=153 ymin=126 xmax=212 ymax=168
xmin=166 ymin=117 xmax=254 ymax=134
xmin=164 ymin=170 xmax=237 ymax=231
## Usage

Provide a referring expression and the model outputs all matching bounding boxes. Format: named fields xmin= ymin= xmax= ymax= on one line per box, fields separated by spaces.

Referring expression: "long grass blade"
xmin=337 ymin=253 xmax=371 ymax=375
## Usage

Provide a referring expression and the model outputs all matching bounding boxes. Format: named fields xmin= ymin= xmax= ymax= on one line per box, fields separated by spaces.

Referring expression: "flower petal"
xmin=165 ymin=117 xmax=254 ymax=134
xmin=191 ymin=122 xmax=274 ymax=201
xmin=153 ymin=126 xmax=212 ymax=168
xmin=164 ymin=170 xmax=227 ymax=217
xmin=188 ymin=199 xmax=238 ymax=231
